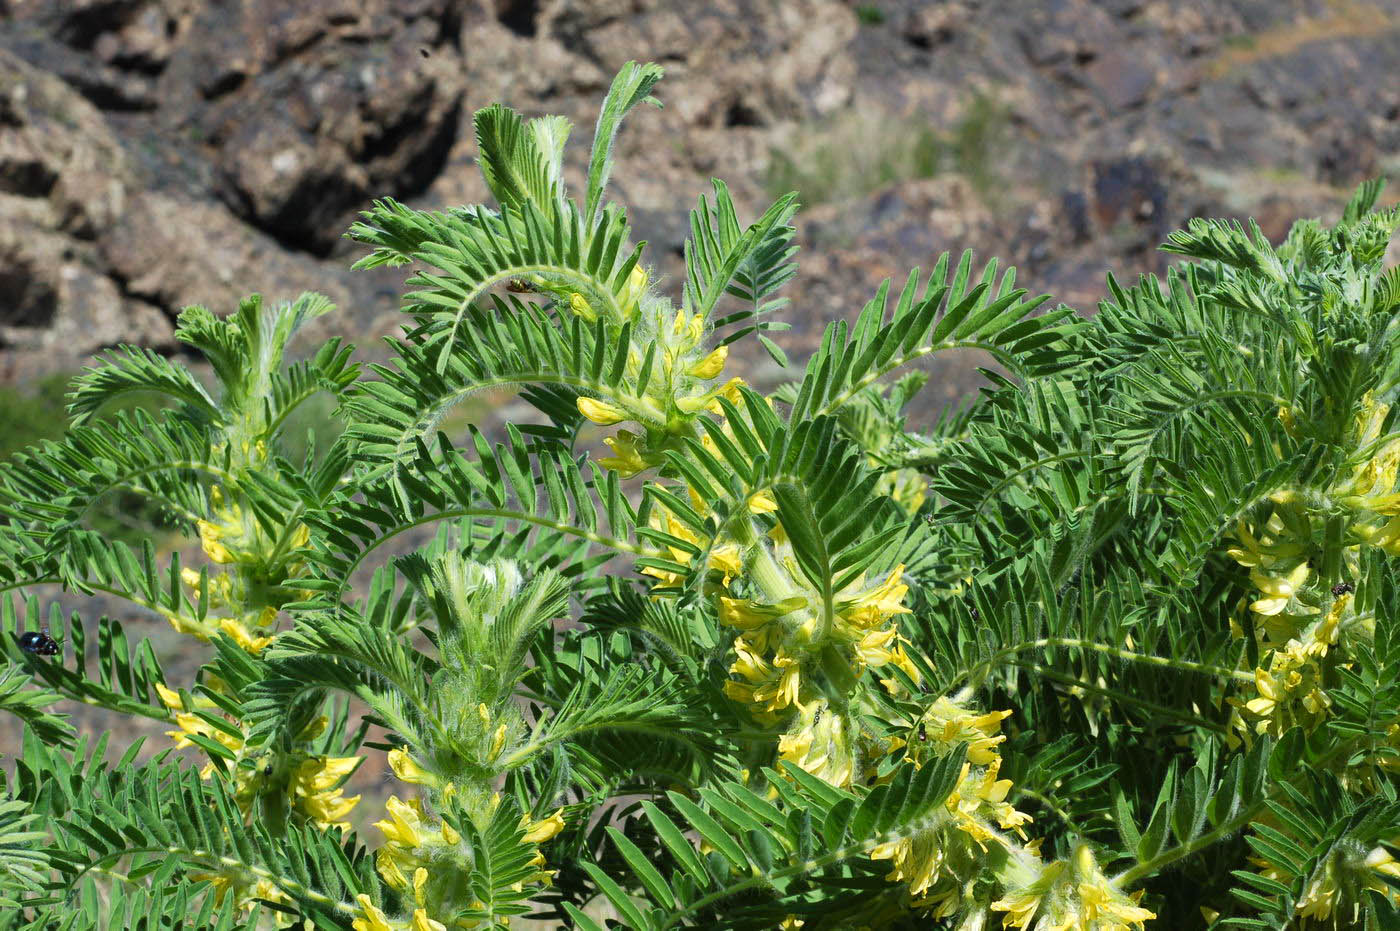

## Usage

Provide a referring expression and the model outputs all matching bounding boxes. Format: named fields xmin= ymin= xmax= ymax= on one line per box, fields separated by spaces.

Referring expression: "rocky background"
xmin=1 ymin=0 xmax=1399 ymax=403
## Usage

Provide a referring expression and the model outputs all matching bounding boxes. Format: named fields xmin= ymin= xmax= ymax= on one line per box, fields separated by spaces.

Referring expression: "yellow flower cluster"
xmin=162 ymin=483 xmax=314 ymax=653
xmin=640 ymin=491 xmax=752 ymax=591
xmin=352 ymin=895 xmax=446 ymax=931
xmin=1345 ymin=396 xmax=1400 ymax=553
xmin=1220 ymin=392 xmax=1400 ymax=742
xmin=991 ymin=844 xmax=1155 ymax=931
xmin=365 ymin=793 xmax=565 ymax=930
xmin=1225 ymin=498 xmax=1360 ymax=741
xmin=870 ymin=696 xmax=1038 ymax=918
xmin=373 ymin=795 xmax=462 ymax=893
xmin=719 ymin=565 xmax=921 ymax=773
xmin=572 ymin=292 xmax=752 ymax=478
xmin=159 ymin=685 xmax=359 ymax=830
xmin=777 ymin=700 xmax=853 ymax=787
xmin=1234 ymin=641 xmax=1333 ymax=740
xmin=1226 ymin=505 xmax=1372 ymax=741
xmin=1226 ymin=509 xmax=1317 ymax=647
xmin=190 ymin=867 xmax=287 ymax=915
xmin=196 ymin=484 xmax=310 ymax=571
xmin=287 ymin=755 xmax=361 ymax=830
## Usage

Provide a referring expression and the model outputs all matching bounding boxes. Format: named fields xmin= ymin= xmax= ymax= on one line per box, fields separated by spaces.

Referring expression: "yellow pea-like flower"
xmin=569 ymin=293 xmax=597 ymax=322
xmin=197 ymin=520 xmax=234 ymax=564
xmin=218 ymin=618 xmax=274 ymax=653
xmin=687 ymin=344 xmax=728 ymax=379
xmin=577 ymin=396 xmax=629 ymax=425
xmin=617 ymin=265 xmax=648 ymax=320
xmin=520 ymin=808 xmax=566 ymax=844
xmin=489 ymin=723 xmax=508 ymax=761
xmin=599 ymin=430 xmax=649 ymax=477
xmin=388 ymin=748 xmax=436 ymax=786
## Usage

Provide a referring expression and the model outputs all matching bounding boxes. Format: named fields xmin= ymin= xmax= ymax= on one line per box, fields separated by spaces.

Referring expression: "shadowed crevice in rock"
xmin=497 ymin=0 xmax=542 ymax=39
xmin=723 ymin=98 xmax=766 ymax=128
xmin=0 ymin=254 xmax=59 ymax=331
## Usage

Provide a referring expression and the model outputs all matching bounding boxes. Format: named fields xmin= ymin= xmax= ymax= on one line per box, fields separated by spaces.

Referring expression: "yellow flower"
xmin=916 ymin=698 xmax=1011 ymax=766
xmin=568 ymin=292 xmax=597 ymax=322
xmin=167 ymin=711 xmax=243 ymax=755
xmin=155 ymin=682 xmax=185 ymax=712
xmin=489 ymin=723 xmax=508 ymax=761
xmin=752 ymin=650 xmax=804 ymax=713
xmin=670 ymin=310 xmax=705 ymax=346
xmin=197 ymin=519 xmax=234 ymax=564
xmin=719 ymin=597 xmax=772 ymax=631
xmin=869 ymin=830 xmax=947 ymax=898
xmin=676 ymin=376 xmax=747 ymax=415
xmin=992 ymin=844 xmax=1154 ymax=931
xmin=747 ymin=489 xmax=778 ymax=513
xmin=718 ymin=595 xmax=803 ymax=633
xmin=778 ymin=702 xmax=854 ymax=787
xmin=388 ymin=749 xmax=436 ymax=787
xmin=952 ymin=758 xmax=1031 ymax=840
xmin=617 ymin=265 xmax=648 ymax=320
xmin=687 ymin=344 xmax=728 ymax=379
xmin=373 ymin=795 xmax=460 ymax=892
xmin=838 ymin=566 xmax=911 ymax=630
xmin=218 ymin=617 xmax=275 ymax=653
xmin=290 ymin=756 xmax=361 ymax=830
xmin=879 ymin=639 xmax=923 ymax=694
xmin=1248 ymin=561 xmax=1310 ymax=616
xmin=599 ymin=429 xmax=650 ymax=476
xmin=852 ymin=625 xmax=898 ymax=669
xmin=376 ymin=796 xmax=430 ymax=849
xmin=709 ymin=544 xmax=744 ymax=584
xmin=352 ymin=895 xmax=395 ymax=931
xmin=520 ymin=808 xmax=566 ymax=844
xmin=1297 ymin=863 xmax=1342 ymax=920
xmin=577 ymin=396 xmax=629 ymax=425
xmin=410 ymin=910 xmax=446 ymax=931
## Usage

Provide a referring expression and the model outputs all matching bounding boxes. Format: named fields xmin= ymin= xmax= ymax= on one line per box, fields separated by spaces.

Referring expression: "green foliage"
xmin=855 ymin=5 xmax=886 ymax=27
xmin=0 ymin=374 xmax=73 ymax=461
xmin=1 ymin=60 xmax=1398 ymax=931
xmin=765 ymin=94 xmax=1010 ymax=209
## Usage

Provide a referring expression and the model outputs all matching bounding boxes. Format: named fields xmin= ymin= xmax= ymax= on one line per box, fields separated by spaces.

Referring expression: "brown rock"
xmin=98 ymin=189 xmax=405 ymax=352
xmin=192 ymin=13 xmax=460 ymax=251
xmin=0 ymin=220 xmax=169 ymax=372
xmin=0 ymin=48 xmax=132 ymax=237
xmin=101 ymin=190 xmax=322 ymax=314
xmin=1083 ymin=50 xmax=1157 ymax=109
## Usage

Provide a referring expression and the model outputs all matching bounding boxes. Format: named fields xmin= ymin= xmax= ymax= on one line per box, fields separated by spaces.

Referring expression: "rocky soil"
xmin=1 ymin=0 xmax=1399 ymax=404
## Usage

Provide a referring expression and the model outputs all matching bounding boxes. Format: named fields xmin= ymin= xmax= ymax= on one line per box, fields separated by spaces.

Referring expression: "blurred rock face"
xmin=0 ymin=0 xmax=1397 ymax=388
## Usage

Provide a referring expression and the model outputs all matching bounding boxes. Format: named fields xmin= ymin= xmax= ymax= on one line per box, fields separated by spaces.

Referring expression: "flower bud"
xmin=687 ymin=345 xmax=728 ymax=379
xmin=577 ymin=396 xmax=629 ymax=425
xmin=569 ymin=293 xmax=597 ymax=322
